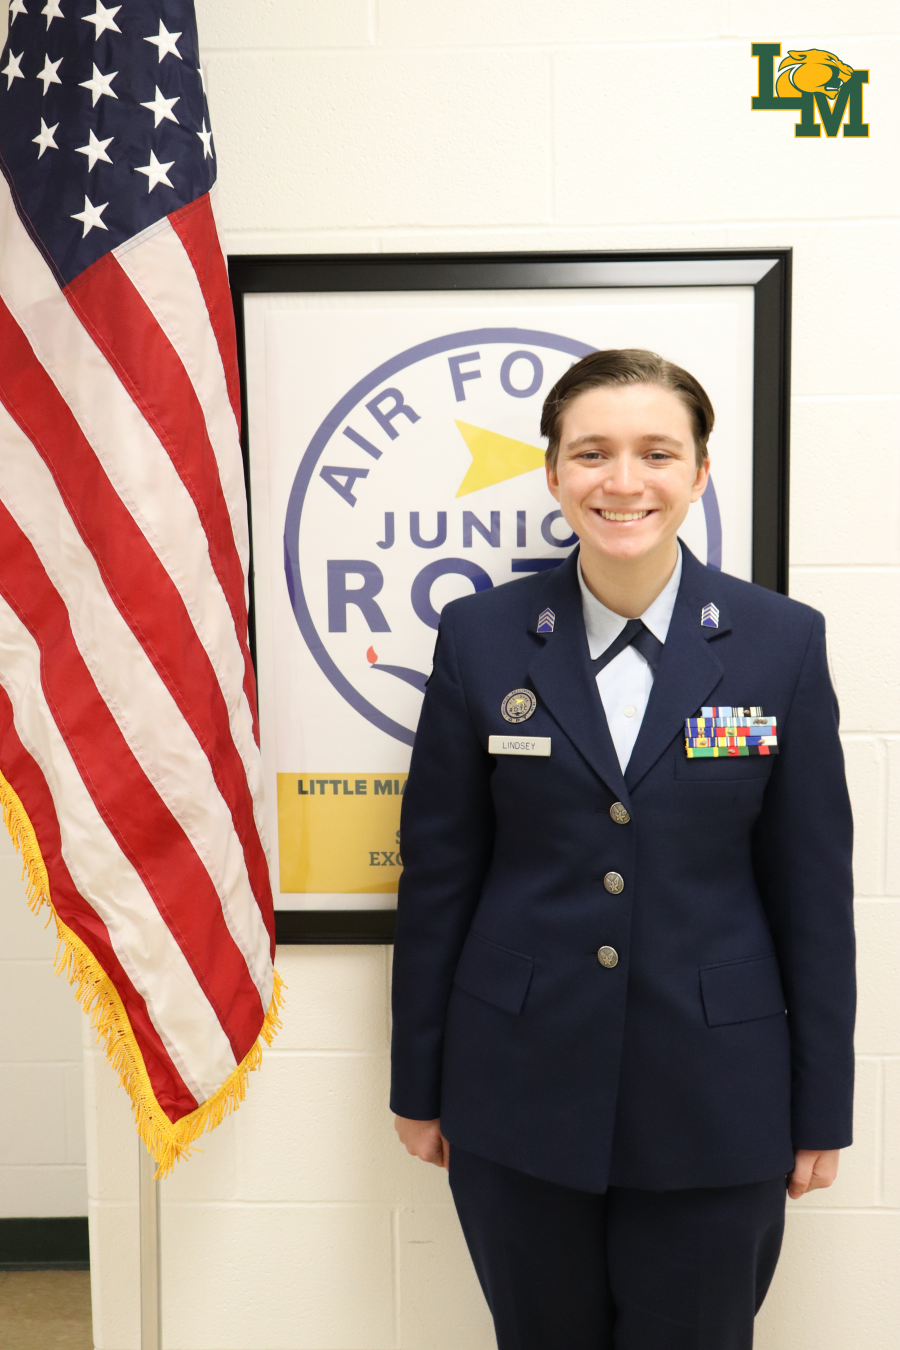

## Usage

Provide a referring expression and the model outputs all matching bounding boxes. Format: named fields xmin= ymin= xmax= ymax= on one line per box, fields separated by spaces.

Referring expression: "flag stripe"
xmin=64 ymin=251 xmax=261 ymax=745
xmin=0 ymin=493 xmax=265 ymax=1064
xmin=114 ymin=212 xmax=249 ymax=582
xmin=169 ymin=193 xmax=242 ymax=432
xmin=0 ymin=686 xmax=199 ymax=1119
xmin=0 ymin=298 xmax=274 ymax=990
xmin=0 ymin=182 xmax=263 ymax=804
xmin=0 ymin=590 xmax=236 ymax=1102
xmin=0 ymin=396 xmax=272 ymax=1024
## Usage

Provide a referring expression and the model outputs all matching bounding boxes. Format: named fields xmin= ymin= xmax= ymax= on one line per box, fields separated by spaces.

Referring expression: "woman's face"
xmin=547 ymin=382 xmax=709 ymax=568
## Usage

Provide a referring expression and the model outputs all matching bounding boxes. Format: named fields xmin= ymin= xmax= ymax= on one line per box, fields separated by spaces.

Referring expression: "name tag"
xmin=488 ymin=735 xmax=551 ymax=757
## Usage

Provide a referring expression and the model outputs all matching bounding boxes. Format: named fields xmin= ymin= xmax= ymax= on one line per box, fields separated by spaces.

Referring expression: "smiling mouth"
xmin=597 ymin=510 xmax=652 ymax=521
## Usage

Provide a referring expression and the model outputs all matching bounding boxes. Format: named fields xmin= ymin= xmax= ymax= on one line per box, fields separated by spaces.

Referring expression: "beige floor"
xmin=0 ymin=1270 xmax=93 ymax=1350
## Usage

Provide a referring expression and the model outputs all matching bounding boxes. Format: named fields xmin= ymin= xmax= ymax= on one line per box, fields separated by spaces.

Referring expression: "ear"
xmin=546 ymin=459 xmax=561 ymax=503
xmin=690 ymin=458 xmax=710 ymax=503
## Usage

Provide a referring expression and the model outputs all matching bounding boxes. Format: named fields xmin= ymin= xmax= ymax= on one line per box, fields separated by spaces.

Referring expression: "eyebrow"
xmin=564 ymin=433 xmax=685 ymax=451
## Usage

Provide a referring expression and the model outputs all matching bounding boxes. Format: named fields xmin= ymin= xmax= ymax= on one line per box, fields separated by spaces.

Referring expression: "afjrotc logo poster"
xmin=245 ymin=292 xmax=754 ymax=909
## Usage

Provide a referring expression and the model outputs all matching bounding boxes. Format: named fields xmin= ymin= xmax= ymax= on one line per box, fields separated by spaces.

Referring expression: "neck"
xmin=579 ymin=538 xmax=680 ymax=619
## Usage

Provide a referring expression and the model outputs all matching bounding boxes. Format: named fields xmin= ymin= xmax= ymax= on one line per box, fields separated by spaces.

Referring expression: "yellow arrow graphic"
xmin=454 ymin=420 xmax=546 ymax=497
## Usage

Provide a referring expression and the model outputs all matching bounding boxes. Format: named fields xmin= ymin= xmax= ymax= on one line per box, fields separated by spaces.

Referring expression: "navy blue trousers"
xmin=449 ymin=1146 xmax=786 ymax=1350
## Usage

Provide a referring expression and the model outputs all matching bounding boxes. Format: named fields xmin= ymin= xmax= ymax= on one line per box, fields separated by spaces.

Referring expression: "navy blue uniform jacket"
xmin=390 ymin=545 xmax=855 ymax=1193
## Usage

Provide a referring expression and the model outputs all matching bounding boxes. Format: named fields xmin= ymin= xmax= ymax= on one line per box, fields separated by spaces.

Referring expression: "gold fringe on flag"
xmin=0 ymin=767 xmax=284 ymax=1178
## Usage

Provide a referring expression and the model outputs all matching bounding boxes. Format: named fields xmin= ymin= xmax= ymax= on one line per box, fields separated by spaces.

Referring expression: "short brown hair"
xmin=541 ymin=348 xmax=714 ymax=470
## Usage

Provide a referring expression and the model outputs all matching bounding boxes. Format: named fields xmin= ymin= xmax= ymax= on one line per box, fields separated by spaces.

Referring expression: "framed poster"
xmin=231 ymin=250 xmax=791 ymax=943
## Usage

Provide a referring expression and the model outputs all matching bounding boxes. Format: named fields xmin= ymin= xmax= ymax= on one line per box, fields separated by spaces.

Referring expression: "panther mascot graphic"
xmin=776 ymin=49 xmax=854 ymax=102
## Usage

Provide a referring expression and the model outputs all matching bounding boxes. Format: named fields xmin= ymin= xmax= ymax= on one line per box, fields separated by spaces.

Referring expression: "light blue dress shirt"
xmin=577 ymin=545 xmax=683 ymax=771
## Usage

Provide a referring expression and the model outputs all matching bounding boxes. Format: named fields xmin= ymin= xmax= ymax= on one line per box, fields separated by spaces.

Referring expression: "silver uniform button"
xmin=598 ymin=946 xmax=619 ymax=968
xmin=603 ymin=871 xmax=624 ymax=894
xmin=609 ymin=802 xmax=630 ymax=825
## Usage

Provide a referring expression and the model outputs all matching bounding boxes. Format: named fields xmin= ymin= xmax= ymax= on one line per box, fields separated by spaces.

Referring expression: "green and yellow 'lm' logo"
xmin=752 ymin=44 xmax=869 ymax=138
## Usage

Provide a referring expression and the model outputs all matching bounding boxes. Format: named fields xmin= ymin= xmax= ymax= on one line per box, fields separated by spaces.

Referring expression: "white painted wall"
xmin=0 ymin=827 xmax=87 ymax=1218
xmin=0 ymin=0 xmax=897 ymax=1345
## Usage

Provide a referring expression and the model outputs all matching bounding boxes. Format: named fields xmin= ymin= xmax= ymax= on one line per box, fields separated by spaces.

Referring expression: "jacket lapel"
xmin=624 ymin=546 xmax=728 ymax=792
xmin=526 ymin=552 xmax=631 ymax=805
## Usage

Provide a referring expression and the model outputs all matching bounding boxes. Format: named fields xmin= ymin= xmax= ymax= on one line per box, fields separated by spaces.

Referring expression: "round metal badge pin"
xmin=501 ymin=688 xmax=537 ymax=724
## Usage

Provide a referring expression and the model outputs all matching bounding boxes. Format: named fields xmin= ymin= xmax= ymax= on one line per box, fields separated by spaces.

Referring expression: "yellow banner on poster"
xmin=277 ymin=773 xmax=407 ymax=893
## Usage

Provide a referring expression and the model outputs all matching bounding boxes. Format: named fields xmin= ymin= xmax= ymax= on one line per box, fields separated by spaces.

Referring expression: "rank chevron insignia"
xmin=537 ymin=608 xmax=556 ymax=634
xmin=700 ymin=602 xmax=720 ymax=629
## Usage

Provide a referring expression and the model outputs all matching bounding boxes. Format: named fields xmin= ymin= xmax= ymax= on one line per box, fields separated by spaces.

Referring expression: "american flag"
xmin=0 ymin=0 xmax=279 ymax=1173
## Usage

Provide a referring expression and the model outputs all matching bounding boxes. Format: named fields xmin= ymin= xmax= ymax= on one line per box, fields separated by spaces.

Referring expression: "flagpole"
xmin=138 ymin=1142 xmax=162 ymax=1350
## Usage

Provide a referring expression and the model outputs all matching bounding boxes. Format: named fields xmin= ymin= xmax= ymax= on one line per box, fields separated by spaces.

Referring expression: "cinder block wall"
xmin=0 ymin=829 xmax=87 ymax=1218
xmin=1 ymin=1 xmax=897 ymax=1346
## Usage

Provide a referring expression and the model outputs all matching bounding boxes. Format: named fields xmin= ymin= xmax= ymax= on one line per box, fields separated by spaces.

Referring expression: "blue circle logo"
xmin=283 ymin=328 xmax=721 ymax=746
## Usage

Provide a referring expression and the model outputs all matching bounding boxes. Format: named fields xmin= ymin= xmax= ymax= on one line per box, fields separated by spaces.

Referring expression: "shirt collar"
xmin=577 ymin=543 xmax=683 ymax=661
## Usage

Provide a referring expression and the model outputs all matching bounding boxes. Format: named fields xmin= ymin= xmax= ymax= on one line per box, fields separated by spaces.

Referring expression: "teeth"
xmin=599 ymin=511 xmax=650 ymax=521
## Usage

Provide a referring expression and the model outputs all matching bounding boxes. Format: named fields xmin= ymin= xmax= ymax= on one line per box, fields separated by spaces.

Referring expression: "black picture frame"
xmin=229 ymin=248 xmax=792 ymax=945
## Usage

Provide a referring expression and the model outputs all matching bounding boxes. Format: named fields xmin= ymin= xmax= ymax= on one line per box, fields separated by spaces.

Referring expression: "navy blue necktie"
xmin=591 ymin=619 xmax=664 ymax=676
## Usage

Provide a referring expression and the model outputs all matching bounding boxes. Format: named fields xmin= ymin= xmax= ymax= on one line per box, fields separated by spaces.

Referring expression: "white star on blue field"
xmin=0 ymin=0 xmax=215 ymax=284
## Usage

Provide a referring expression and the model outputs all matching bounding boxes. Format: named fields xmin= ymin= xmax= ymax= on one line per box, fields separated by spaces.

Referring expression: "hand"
xmin=394 ymin=1115 xmax=450 ymax=1170
xmin=788 ymin=1148 xmax=840 ymax=1199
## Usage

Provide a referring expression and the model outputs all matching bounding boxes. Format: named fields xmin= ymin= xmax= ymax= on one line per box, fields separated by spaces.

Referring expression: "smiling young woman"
xmin=390 ymin=349 xmax=855 ymax=1350
xmin=544 ymin=350 xmax=711 ymax=617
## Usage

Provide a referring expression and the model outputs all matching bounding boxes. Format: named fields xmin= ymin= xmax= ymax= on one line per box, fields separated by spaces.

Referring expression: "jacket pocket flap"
xmin=453 ymin=932 xmax=533 ymax=1015
xmin=700 ymin=953 xmax=786 ymax=1028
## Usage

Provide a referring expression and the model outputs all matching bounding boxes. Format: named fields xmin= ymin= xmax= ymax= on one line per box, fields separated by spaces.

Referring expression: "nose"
xmin=603 ymin=454 xmax=642 ymax=498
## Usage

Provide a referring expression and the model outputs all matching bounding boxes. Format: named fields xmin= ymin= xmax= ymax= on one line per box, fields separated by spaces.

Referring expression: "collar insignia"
xmin=536 ymin=607 xmax=555 ymax=634
xmin=700 ymin=602 xmax=720 ymax=629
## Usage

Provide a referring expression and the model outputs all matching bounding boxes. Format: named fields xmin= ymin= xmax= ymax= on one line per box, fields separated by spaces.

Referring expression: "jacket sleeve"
xmin=389 ymin=608 xmax=495 ymax=1120
xmin=752 ymin=610 xmax=856 ymax=1150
